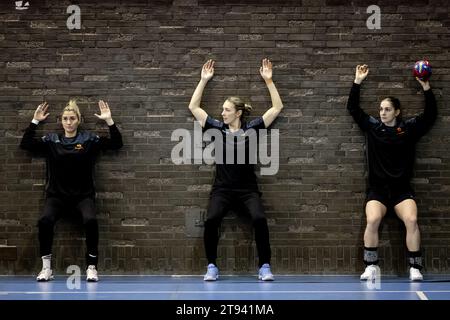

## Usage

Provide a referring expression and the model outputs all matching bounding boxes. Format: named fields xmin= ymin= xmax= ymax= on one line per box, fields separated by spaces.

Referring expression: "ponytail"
xmin=62 ymin=99 xmax=81 ymax=121
xmin=227 ymin=96 xmax=252 ymax=120
xmin=384 ymin=96 xmax=401 ymax=111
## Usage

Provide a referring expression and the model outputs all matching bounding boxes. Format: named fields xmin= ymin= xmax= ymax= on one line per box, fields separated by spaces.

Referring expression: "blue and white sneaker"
xmin=360 ymin=265 xmax=379 ymax=281
xmin=86 ymin=265 xmax=99 ymax=282
xmin=36 ymin=268 xmax=53 ymax=282
xmin=203 ymin=264 xmax=219 ymax=281
xmin=258 ymin=263 xmax=274 ymax=281
xmin=409 ymin=267 xmax=423 ymax=281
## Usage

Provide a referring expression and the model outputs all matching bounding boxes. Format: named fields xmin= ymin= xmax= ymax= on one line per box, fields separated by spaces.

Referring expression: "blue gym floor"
xmin=1 ymin=275 xmax=450 ymax=300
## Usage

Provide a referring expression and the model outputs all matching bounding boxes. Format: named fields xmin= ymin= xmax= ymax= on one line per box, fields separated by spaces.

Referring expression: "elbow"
xmin=115 ymin=140 xmax=124 ymax=150
xmin=275 ymin=103 xmax=284 ymax=112
xmin=189 ymin=101 xmax=201 ymax=112
xmin=432 ymin=112 xmax=438 ymax=124
xmin=19 ymin=140 xmax=28 ymax=151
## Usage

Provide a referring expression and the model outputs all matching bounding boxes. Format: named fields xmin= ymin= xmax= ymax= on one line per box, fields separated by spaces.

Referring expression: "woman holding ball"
xmin=347 ymin=64 xmax=437 ymax=281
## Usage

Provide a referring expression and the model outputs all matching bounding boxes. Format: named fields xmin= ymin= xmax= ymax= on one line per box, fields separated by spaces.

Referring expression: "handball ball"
xmin=413 ymin=60 xmax=432 ymax=81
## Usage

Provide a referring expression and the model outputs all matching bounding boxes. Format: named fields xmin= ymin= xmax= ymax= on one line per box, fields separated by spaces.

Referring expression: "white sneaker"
xmin=86 ymin=265 xmax=99 ymax=282
xmin=258 ymin=264 xmax=275 ymax=281
xmin=409 ymin=267 xmax=423 ymax=281
xmin=360 ymin=265 xmax=379 ymax=280
xmin=36 ymin=268 xmax=53 ymax=281
xmin=203 ymin=264 xmax=219 ymax=281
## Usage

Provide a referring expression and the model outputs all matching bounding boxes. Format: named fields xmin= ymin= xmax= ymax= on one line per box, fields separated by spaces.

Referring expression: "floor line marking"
xmin=416 ymin=291 xmax=429 ymax=300
xmin=2 ymin=290 xmax=447 ymax=295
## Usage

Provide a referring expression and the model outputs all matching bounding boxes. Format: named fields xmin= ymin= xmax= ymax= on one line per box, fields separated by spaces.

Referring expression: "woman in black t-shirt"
xmin=188 ymin=59 xmax=283 ymax=281
xmin=20 ymin=100 xmax=123 ymax=282
xmin=347 ymin=64 xmax=437 ymax=281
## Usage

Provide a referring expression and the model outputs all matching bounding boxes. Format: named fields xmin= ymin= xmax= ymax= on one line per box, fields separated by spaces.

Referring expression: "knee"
xmin=204 ymin=218 xmax=221 ymax=229
xmin=249 ymin=206 xmax=266 ymax=224
xmin=252 ymin=217 xmax=268 ymax=228
xmin=83 ymin=217 xmax=98 ymax=227
xmin=38 ymin=216 xmax=54 ymax=228
xmin=403 ymin=215 xmax=418 ymax=228
xmin=366 ymin=215 xmax=382 ymax=228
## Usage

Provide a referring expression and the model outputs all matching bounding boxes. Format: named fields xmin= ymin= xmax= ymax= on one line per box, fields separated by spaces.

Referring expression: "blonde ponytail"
xmin=227 ymin=96 xmax=252 ymax=119
xmin=62 ymin=99 xmax=81 ymax=121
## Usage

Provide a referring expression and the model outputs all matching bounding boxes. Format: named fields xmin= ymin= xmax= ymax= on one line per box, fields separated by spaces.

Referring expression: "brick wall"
xmin=0 ymin=0 xmax=449 ymax=275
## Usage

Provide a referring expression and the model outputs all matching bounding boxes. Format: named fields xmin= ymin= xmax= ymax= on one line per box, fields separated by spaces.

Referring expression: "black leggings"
xmin=38 ymin=196 xmax=98 ymax=267
xmin=204 ymin=189 xmax=271 ymax=268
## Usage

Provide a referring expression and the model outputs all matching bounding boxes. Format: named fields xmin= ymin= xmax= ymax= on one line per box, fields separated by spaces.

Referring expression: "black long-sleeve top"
xmin=20 ymin=123 xmax=123 ymax=198
xmin=203 ymin=115 xmax=266 ymax=191
xmin=347 ymin=83 xmax=437 ymax=186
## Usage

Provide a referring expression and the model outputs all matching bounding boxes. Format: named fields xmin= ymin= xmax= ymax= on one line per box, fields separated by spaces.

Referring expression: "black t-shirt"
xmin=203 ymin=115 xmax=266 ymax=191
xmin=347 ymin=83 xmax=437 ymax=186
xmin=20 ymin=123 xmax=123 ymax=197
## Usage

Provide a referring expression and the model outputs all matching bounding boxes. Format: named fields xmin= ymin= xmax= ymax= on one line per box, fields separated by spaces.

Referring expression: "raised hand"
xmin=354 ymin=64 xmax=369 ymax=84
xmin=415 ymin=77 xmax=431 ymax=91
xmin=33 ymin=102 xmax=50 ymax=122
xmin=260 ymin=58 xmax=273 ymax=83
xmin=95 ymin=100 xmax=114 ymax=125
xmin=201 ymin=59 xmax=215 ymax=82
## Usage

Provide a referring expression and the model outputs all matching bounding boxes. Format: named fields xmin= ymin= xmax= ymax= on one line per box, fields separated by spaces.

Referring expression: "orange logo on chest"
xmin=74 ymin=143 xmax=84 ymax=151
xmin=396 ymin=127 xmax=405 ymax=135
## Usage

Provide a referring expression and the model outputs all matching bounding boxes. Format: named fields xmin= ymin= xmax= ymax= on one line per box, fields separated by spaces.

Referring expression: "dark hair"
xmin=227 ymin=96 xmax=252 ymax=120
xmin=383 ymin=96 xmax=401 ymax=110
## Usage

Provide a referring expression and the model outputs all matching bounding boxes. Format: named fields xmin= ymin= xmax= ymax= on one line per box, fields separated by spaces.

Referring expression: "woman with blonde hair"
xmin=20 ymin=100 xmax=123 ymax=282
xmin=188 ymin=58 xmax=283 ymax=281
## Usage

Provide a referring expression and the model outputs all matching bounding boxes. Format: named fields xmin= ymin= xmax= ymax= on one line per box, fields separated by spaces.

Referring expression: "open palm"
xmin=201 ymin=59 xmax=215 ymax=81
xmin=260 ymin=58 xmax=273 ymax=81
xmin=33 ymin=102 xmax=50 ymax=121
xmin=95 ymin=100 xmax=112 ymax=121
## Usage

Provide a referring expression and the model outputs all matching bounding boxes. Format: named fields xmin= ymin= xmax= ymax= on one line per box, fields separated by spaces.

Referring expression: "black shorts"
xmin=366 ymin=183 xmax=415 ymax=208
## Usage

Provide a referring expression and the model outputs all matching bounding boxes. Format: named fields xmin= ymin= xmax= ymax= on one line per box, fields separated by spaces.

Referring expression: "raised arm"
xmin=347 ymin=64 xmax=373 ymax=131
xmin=95 ymin=100 xmax=123 ymax=150
xmin=416 ymin=78 xmax=436 ymax=127
xmin=353 ymin=64 xmax=369 ymax=86
xmin=260 ymin=58 xmax=283 ymax=128
xmin=188 ymin=60 xmax=214 ymax=127
xmin=20 ymin=102 xmax=50 ymax=152
xmin=405 ymin=78 xmax=437 ymax=139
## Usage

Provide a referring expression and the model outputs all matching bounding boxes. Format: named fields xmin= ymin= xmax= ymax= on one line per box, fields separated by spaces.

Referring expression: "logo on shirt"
xmin=396 ymin=127 xmax=405 ymax=136
xmin=74 ymin=143 xmax=84 ymax=151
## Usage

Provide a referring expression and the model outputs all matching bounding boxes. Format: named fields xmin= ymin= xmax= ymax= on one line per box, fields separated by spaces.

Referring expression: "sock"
xmin=42 ymin=254 xmax=51 ymax=269
xmin=363 ymin=247 xmax=379 ymax=266
xmin=408 ymin=251 xmax=423 ymax=270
